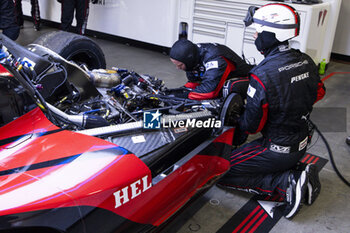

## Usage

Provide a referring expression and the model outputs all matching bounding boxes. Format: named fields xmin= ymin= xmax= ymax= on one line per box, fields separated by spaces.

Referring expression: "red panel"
xmin=0 ymin=165 xmax=80 ymax=216
xmin=0 ymin=108 xmax=55 ymax=142
xmin=0 ymin=154 xmax=151 ymax=217
xmin=0 ymin=106 xmax=233 ymax=227
xmin=0 ymin=64 xmax=12 ymax=77
xmin=213 ymin=128 xmax=235 ymax=144
xmin=89 ymin=155 xmax=230 ymax=225
xmin=0 ymin=108 xmax=151 ymax=218
xmin=0 ymin=108 xmax=119 ymax=171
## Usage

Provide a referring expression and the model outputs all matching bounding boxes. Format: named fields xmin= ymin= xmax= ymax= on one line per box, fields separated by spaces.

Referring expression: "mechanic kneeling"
xmin=168 ymin=39 xmax=253 ymax=100
xmin=218 ymin=3 xmax=326 ymax=219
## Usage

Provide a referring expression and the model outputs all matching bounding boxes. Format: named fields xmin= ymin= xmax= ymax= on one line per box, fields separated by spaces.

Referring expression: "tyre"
xmin=32 ymin=31 xmax=106 ymax=69
xmin=220 ymin=92 xmax=243 ymax=127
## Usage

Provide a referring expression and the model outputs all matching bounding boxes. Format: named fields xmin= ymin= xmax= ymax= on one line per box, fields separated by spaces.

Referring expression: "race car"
xmin=0 ymin=32 xmax=242 ymax=233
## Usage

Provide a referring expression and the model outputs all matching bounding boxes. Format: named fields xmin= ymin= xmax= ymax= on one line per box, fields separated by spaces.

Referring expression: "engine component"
xmin=88 ymin=69 xmax=121 ymax=88
xmin=47 ymin=103 xmax=109 ymax=129
xmin=0 ymin=36 xmax=222 ymax=130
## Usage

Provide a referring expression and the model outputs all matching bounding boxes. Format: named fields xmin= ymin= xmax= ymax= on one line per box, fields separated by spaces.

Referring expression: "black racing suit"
xmin=184 ymin=43 xmax=253 ymax=100
xmin=14 ymin=0 xmax=40 ymax=28
xmin=0 ymin=0 xmax=20 ymax=40
xmin=219 ymin=43 xmax=325 ymax=199
xmin=60 ymin=0 xmax=89 ymax=35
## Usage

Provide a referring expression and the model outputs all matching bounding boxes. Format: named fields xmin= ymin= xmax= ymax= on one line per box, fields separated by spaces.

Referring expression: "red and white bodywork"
xmin=0 ymin=107 xmax=233 ymax=232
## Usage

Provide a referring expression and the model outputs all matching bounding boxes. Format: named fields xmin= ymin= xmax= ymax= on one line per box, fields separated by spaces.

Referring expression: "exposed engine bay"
xmin=0 ymin=34 xmax=241 ymax=137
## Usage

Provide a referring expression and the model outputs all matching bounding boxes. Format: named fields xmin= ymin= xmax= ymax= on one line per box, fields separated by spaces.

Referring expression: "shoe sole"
xmin=285 ymin=171 xmax=307 ymax=219
xmin=306 ymin=164 xmax=321 ymax=205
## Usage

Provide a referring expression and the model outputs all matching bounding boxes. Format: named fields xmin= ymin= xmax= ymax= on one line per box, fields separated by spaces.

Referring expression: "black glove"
xmin=173 ymin=89 xmax=190 ymax=98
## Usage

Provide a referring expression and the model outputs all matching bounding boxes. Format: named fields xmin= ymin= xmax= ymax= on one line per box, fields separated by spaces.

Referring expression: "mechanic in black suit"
xmin=169 ymin=39 xmax=253 ymax=100
xmin=14 ymin=0 xmax=41 ymax=31
xmin=0 ymin=0 xmax=20 ymax=40
xmin=218 ymin=3 xmax=326 ymax=219
xmin=59 ymin=0 xmax=98 ymax=35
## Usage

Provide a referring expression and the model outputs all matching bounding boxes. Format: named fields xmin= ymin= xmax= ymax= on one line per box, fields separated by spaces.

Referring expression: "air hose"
xmin=314 ymin=125 xmax=350 ymax=187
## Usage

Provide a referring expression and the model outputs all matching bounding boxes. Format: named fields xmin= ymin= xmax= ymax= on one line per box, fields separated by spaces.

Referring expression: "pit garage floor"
xmin=16 ymin=21 xmax=350 ymax=233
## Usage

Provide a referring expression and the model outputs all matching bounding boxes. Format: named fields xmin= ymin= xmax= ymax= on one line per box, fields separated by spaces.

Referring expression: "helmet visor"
xmin=243 ymin=6 xmax=259 ymax=27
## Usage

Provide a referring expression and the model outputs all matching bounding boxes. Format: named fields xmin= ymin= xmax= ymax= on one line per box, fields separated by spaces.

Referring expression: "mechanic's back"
xmin=241 ymin=44 xmax=324 ymax=146
xmin=169 ymin=39 xmax=253 ymax=100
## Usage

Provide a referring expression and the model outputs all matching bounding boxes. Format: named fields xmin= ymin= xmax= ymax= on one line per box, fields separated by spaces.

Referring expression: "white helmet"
xmin=244 ymin=4 xmax=300 ymax=42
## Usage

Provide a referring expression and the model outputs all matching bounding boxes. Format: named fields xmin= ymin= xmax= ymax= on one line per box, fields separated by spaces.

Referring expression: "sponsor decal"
xmin=278 ymin=44 xmax=290 ymax=52
xmin=298 ymin=136 xmax=308 ymax=151
xmin=205 ymin=61 xmax=219 ymax=71
xmin=278 ymin=60 xmax=308 ymax=72
xmin=113 ymin=175 xmax=152 ymax=208
xmin=270 ymin=13 xmax=279 ymax=19
xmin=269 ymin=143 xmax=290 ymax=154
xmin=247 ymin=84 xmax=256 ymax=98
xmin=143 ymin=111 xmax=221 ymax=129
xmin=291 ymin=72 xmax=309 ymax=83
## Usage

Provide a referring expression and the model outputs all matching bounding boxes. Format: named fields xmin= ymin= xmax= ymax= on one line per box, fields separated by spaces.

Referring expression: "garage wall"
xmin=22 ymin=0 xmax=349 ymax=57
xmin=332 ymin=0 xmax=350 ymax=56
xmin=22 ymin=0 xmax=181 ymax=47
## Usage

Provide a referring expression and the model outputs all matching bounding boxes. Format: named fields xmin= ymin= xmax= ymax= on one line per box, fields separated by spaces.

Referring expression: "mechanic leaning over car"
xmin=169 ymin=39 xmax=254 ymax=100
xmin=0 ymin=0 xmax=20 ymax=40
xmin=217 ymin=3 xmax=326 ymax=219
xmin=58 ymin=0 xmax=98 ymax=35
